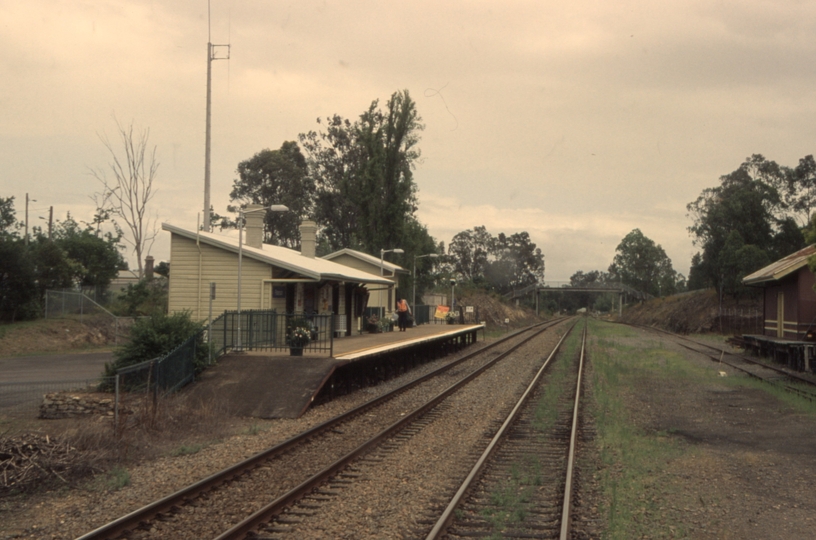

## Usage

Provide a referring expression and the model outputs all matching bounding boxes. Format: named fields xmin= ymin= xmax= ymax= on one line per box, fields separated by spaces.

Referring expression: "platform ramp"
xmin=191 ymin=353 xmax=346 ymax=418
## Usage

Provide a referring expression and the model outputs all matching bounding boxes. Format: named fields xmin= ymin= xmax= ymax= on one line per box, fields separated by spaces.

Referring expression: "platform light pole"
xmin=380 ymin=248 xmax=404 ymax=317
xmin=236 ymin=204 xmax=289 ymax=351
xmin=450 ymin=278 xmax=457 ymax=322
xmin=412 ymin=253 xmax=439 ymax=314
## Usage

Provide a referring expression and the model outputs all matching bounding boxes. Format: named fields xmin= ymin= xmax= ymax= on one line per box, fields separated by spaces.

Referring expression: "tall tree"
xmin=447 ymin=226 xmax=493 ymax=283
xmin=0 ymin=198 xmax=37 ymax=321
xmin=229 ymin=141 xmax=313 ymax=248
xmin=485 ymin=232 xmax=545 ymax=293
xmin=446 ymin=226 xmax=545 ymax=294
xmin=608 ymin=229 xmax=677 ymax=297
xmin=787 ymin=154 xmax=816 ymax=227
xmin=0 ymin=196 xmax=17 ymax=237
xmin=299 ymin=89 xmax=423 ymax=254
xmin=687 ymin=154 xmax=803 ymax=295
xmin=91 ymin=119 xmax=159 ymax=278
xmin=52 ymin=215 xmax=126 ymax=289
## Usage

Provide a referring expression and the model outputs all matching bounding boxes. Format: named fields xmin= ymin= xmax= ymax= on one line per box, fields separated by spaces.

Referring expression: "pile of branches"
xmin=0 ymin=433 xmax=85 ymax=494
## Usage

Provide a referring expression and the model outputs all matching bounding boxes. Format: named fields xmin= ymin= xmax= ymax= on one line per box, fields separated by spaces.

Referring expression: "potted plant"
xmin=288 ymin=325 xmax=311 ymax=356
xmin=367 ymin=314 xmax=381 ymax=333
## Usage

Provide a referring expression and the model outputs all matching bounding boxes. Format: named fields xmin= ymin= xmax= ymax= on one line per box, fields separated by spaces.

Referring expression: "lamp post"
xmin=237 ymin=204 xmax=289 ymax=351
xmin=379 ymin=248 xmax=404 ymax=317
xmin=412 ymin=253 xmax=439 ymax=313
xmin=450 ymin=278 xmax=457 ymax=323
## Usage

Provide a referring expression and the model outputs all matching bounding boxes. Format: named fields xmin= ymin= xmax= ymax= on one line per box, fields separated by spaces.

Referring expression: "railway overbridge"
xmin=504 ymin=281 xmax=651 ymax=315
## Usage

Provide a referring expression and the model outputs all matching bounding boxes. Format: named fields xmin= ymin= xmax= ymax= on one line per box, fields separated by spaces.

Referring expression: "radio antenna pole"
xmin=203 ymin=0 xmax=230 ymax=232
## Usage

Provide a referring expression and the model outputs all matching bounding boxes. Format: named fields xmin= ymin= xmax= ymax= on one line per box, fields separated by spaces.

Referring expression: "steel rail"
xmin=77 ymin=318 xmax=568 ymax=540
xmin=632 ymin=324 xmax=816 ymax=401
xmin=425 ymin=319 xmax=579 ymax=539
xmin=639 ymin=324 xmax=816 ymax=387
xmin=559 ymin=320 xmax=586 ymax=539
xmin=216 ymin=320 xmax=568 ymax=540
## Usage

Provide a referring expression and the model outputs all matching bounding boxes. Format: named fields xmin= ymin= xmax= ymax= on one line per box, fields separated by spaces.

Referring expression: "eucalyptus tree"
xmin=687 ymin=154 xmax=805 ymax=297
xmin=608 ymin=229 xmax=678 ymax=297
xmin=447 ymin=226 xmax=544 ymax=294
xmin=299 ymin=89 xmax=424 ymax=255
xmin=228 ymin=141 xmax=313 ymax=248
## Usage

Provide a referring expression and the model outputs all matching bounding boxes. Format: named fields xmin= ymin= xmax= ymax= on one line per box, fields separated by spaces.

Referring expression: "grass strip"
xmin=587 ymin=319 xmax=693 ymax=538
xmin=480 ymin=326 xmax=582 ymax=538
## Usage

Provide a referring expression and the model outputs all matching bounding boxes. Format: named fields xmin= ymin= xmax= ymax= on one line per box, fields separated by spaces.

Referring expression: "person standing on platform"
xmin=396 ymin=298 xmax=411 ymax=332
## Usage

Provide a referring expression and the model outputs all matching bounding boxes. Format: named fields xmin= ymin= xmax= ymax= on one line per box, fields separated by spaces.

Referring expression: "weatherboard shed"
xmin=742 ymin=245 xmax=816 ymax=340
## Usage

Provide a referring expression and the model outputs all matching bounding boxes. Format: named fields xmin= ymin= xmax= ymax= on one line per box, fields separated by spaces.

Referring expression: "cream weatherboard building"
xmin=161 ymin=213 xmax=395 ymax=337
xmin=322 ymin=248 xmax=409 ymax=318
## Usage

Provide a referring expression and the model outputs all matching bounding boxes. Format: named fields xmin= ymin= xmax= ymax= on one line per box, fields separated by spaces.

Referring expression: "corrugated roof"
xmin=742 ymin=244 xmax=816 ymax=286
xmin=322 ymin=248 xmax=409 ymax=275
xmin=162 ymin=223 xmax=394 ymax=286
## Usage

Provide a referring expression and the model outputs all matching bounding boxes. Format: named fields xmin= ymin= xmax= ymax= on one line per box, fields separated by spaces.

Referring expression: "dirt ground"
xmin=0 ymin=318 xmax=116 ymax=357
xmin=618 ymin=288 xmax=761 ymax=335
xmin=590 ymin=322 xmax=816 ymax=538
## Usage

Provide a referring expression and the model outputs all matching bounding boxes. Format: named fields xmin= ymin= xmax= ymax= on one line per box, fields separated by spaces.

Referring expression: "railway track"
xmin=212 ymin=319 xmax=585 ymax=539
xmin=425 ymin=319 xmax=588 ymax=539
xmin=632 ymin=324 xmax=816 ymax=401
xmin=77 ymin=318 xmax=571 ymax=540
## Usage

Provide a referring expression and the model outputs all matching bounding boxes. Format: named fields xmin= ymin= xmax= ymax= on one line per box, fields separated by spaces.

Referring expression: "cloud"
xmin=416 ymin=190 xmax=695 ymax=280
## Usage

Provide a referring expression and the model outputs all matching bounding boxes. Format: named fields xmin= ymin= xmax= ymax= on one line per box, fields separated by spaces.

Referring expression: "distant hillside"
xmin=617 ymin=288 xmax=761 ymax=335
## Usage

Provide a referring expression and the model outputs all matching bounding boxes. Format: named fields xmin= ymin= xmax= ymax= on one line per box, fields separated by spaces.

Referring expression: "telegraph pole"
xmin=202 ymin=0 xmax=230 ymax=232
xmin=25 ymin=193 xmax=30 ymax=246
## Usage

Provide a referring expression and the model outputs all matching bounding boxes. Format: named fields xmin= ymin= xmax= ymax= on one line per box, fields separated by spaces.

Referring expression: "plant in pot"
xmin=288 ymin=325 xmax=311 ymax=355
xmin=367 ymin=314 xmax=381 ymax=333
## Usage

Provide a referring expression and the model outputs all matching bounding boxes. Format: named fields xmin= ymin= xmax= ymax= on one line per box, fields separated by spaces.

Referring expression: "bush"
xmin=105 ymin=311 xmax=206 ymax=375
xmin=111 ymin=277 xmax=168 ymax=316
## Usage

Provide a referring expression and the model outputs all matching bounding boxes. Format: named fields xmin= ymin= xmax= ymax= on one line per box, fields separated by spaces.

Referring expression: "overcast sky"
xmin=3 ymin=1 xmax=815 ymax=280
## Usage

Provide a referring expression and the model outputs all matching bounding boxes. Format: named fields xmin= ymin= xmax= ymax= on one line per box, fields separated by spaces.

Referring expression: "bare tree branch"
xmin=90 ymin=118 xmax=159 ymax=278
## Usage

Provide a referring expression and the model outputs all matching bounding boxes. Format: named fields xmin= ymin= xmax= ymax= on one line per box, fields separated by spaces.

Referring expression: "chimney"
xmin=300 ymin=220 xmax=317 ymax=258
xmin=244 ymin=204 xmax=264 ymax=249
xmin=145 ymin=256 xmax=154 ymax=280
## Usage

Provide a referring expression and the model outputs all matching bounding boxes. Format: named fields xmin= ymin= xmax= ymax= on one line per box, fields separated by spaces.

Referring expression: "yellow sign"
xmin=434 ymin=305 xmax=450 ymax=319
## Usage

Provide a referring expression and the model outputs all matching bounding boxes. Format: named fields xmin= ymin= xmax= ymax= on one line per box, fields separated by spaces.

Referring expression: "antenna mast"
xmin=203 ymin=0 xmax=230 ymax=231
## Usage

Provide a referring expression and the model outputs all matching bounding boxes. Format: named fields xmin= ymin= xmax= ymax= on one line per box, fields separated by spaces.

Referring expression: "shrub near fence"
xmin=1 ymin=310 xmax=337 ymax=422
xmin=115 ymin=310 xmax=335 ymax=400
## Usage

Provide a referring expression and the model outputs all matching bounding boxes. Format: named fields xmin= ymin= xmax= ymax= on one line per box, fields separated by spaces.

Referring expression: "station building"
xmin=161 ymin=211 xmax=400 ymax=337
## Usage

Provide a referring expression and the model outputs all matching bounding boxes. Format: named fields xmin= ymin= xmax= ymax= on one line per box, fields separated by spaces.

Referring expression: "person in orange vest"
xmin=396 ymin=298 xmax=411 ymax=332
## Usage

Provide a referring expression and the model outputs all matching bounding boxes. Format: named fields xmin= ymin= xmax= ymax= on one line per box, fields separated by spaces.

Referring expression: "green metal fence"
xmin=114 ymin=310 xmax=335 ymax=398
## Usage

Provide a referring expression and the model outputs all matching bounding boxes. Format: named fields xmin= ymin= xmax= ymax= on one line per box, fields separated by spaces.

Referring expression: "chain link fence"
xmin=715 ymin=307 xmax=763 ymax=335
xmin=3 ymin=308 xmax=336 ymax=428
xmin=44 ymin=290 xmax=140 ymax=344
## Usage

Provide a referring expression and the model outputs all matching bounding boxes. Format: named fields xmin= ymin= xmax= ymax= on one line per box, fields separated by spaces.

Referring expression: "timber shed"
xmin=161 ymin=216 xmax=394 ymax=337
xmin=743 ymin=245 xmax=816 ymax=340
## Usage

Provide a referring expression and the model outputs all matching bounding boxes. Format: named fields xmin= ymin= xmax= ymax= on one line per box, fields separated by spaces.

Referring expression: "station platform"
xmin=742 ymin=334 xmax=816 ymax=372
xmin=189 ymin=324 xmax=484 ymax=418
